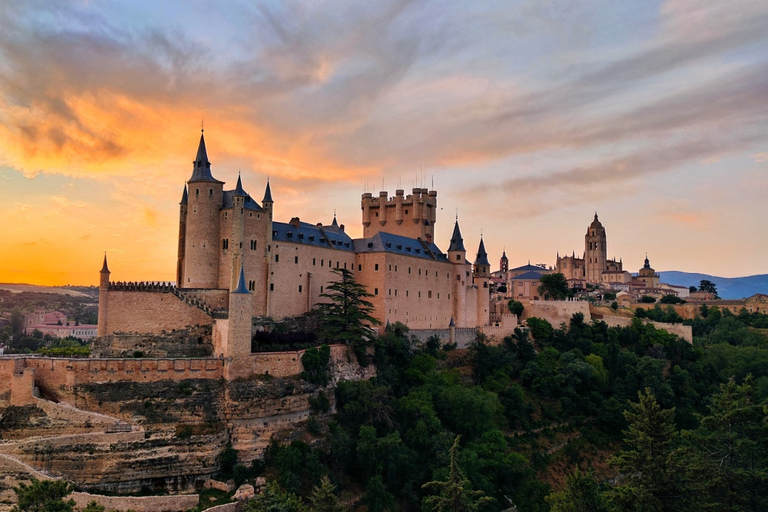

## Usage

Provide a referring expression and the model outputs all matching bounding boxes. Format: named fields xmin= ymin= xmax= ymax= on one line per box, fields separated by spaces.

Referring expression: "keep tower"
xmin=180 ymin=132 xmax=224 ymax=288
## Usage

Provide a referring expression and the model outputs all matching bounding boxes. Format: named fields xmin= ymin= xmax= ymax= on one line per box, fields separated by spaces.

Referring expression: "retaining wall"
xmin=70 ymin=491 xmax=199 ymax=512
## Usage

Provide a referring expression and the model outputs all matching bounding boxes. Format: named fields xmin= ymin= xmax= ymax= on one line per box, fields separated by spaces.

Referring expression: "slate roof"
xmin=509 ymin=263 xmax=546 ymax=273
xmin=272 ymin=221 xmax=355 ymax=251
xmin=448 ymin=221 xmax=465 ymax=252
xmin=475 ymin=238 xmax=490 ymax=266
xmin=510 ymin=271 xmax=544 ymax=280
xmin=353 ymin=232 xmax=448 ymax=262
xmin=188 ymin=132 xmax=223 ymax=183
xmin=222 ymin=190 xmax=263 ymax=211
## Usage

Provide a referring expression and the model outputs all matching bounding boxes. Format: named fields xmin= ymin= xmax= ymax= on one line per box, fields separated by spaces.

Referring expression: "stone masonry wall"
xmin=105 ymin=291 xmax=213 ymax=335
xmin=522 ymin=300 xmax=592 ymax=327
xmin=70 ymin=492 xmax=199 ymax=512
xmin=600 ymin=315 xmax=693 ymax=343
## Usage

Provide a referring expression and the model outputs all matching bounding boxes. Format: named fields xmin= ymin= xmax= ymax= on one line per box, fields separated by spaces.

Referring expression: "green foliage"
xmin=363 ymin=475 xmax=395 ymax=512
xmin=545 ymin=470 xmax=609 ymax=512
xmin=81 ymin=501 xmax=105 ymax=512
xmin=244 ymin=482 xmax=306 ymax=512
xmin=422 ymin=436 xmax=494 ymax=512
xmin=301 ymin=344 xmax=331 ymax=386
xmin=218 ymin=442 xmax=238 ymax=480
xmin=698 ymin=279 xmax=719 ymax=298
xmin=10 ymin=307 xmax=24 ymax=335
xmin=308 ymin=476 xmax=346 ymax=512
xmin=538 ymin=273 xmax=570 ymax=300
xmin=507 ymin=300 xmax=524 ymax=316
xmin=526 ymin=317 xmax=553 ymax=342
xmin=11 ymin=478 xmax=75 ymax=512
xmin=315 ymin=269 xmax=381 ymax=365
xmin=610 ymin=301 xmax=618 ymax=311
xmin=640 ymin=295 xmax=656 ymax=303
xmin=660 ymin=294 xmax=685 ymax=304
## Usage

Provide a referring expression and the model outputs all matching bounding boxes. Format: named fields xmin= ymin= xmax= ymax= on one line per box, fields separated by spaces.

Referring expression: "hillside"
xmin=658 ymin=271 xmax=768 ymax=299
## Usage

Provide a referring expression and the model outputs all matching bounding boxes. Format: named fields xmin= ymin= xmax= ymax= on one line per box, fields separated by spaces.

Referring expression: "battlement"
xmin=361 ymin=188 xmax=438 ymax=240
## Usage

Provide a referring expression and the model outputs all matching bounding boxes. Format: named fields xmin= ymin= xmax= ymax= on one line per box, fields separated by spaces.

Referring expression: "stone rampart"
xmin=481 ymin=314 xmax=519 ymax=341
xmin=202 ymin=503 xmax=239 ymax=512
xmin=70 ymin=491 xmax=199 ymax=512
xmin=600 ymin=315 xmax=693 ymax=343
xmin=522 ymin=300 xmax=591 ymax=327
xmin=93 ymin=326 xmax=213 ymax=358
xmin=104 ymin=289 xmax=213 ymax=335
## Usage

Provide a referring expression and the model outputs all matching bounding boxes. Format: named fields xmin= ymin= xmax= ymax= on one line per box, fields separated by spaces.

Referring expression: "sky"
xmin=0 ymin=0 xmax=767 ymax=286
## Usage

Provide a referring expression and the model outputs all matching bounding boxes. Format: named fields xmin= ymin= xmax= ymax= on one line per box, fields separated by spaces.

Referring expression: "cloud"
xmin=753 ymin=153 xmax=768 ymax=163
xmin=50 ymin=195 xmax=87 ymax=208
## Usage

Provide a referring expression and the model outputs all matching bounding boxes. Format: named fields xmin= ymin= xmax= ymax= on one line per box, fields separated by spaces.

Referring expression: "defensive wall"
xmin=408 ymin=327 xmax=478 ymax=349
xmin=599 ymin=316 xmax=693 ymax=343
xmin=69 ymin=491 xmax=199 ymax=512
xmin=521 ymin=300 xmax=592 ymax=327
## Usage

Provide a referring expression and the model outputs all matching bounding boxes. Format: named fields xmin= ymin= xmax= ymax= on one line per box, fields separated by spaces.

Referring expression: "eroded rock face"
xmin=0 ymin=377 xmax=334 ymax=495
xmin=91 ymin=326 xmax=213 ymax=359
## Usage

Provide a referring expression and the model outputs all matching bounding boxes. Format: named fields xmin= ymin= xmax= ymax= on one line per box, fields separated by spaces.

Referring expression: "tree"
xmin=507 ymin=300 xmax=524 ymax=316
xmin=244 ymin=482 xmax=306 ymax=512
xmin=308 ymin=476 xmax=346 ymax=512
xmin=316 ymin=269 xmax=381 ymax=364
xmin=607 ymin=388 xmax=687 ymax=511
xmin=10 ymin=307 xmax=24 ymax=336
xmin=301 ymin=344 xmax=331 ymax=386
xmin=11 ymin=478 xmax=75 ymax=512
xmin=81 ymin=502 xmax=105 ymax=512
xmin=422 ymin=436 xmax=493 ymax=512
xmin=660 ymin=294 xmax=684 ymax=304
xmin=698 ymin=280 xmax=719 ymax=298
xmin=545 ymin=470 xmax=609 ymax=512
xmin=538 ymin=273 xmax=569 ymax=301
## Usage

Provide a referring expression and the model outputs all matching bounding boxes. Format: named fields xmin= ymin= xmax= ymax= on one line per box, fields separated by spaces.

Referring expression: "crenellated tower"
xmin=176 ymin=185 xmax=188 ymax=286
xmin=361 ymin=188 xmax=437 ymax=241
xmin=181 ymin=131 xmax=224 ymax=289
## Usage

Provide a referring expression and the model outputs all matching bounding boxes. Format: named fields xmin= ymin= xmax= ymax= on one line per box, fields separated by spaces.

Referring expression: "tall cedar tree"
xmin=422 ymin=436 xmax=494 ymax=512
xmin=608 ymin=388 xmax=687 ymax=512
xmin=689 ymin=375 xmax=768 ymax=511
xmin=316 ymin=269 xmax=381 ymax=363
xmin=12 ymin=478 xmax=75 ymax=512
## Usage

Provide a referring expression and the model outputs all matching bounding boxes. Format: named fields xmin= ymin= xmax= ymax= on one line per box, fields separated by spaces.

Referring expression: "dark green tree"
xmin=11 ymin=478 xmax=75 ymax=512
xmin=422 ymin=436 xmax=493 ymax=512
xmin=538 ymin=273 xmax=569 ymax=300
xmin=308 ymin=475 xmax=346 ymax=512
xmin=364 ymin=475 xmax=395 ymax=512
xmin=316 ymin=269 xmax=381 ymax=364
xmin=698 ymin=280 xmax=719 ymax=298
xmin=545 ymin=470 xmax=609 ymax=512
xmin=301 ymin=344 xmax=331 ymax=386
xmin=507 ymin=300 xmax=524 ymax=316
xmin=607 ymin=388 xmax=687 ymax=512
xmin=10 ymin=307 xmax=24 ymax=336
xmin=244 ymin=482 xmax=306 ymax=512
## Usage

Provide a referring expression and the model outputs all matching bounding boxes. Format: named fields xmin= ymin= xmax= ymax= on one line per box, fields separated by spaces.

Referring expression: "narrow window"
xmin=321 ymin=286 xmax=324 ymax=293
xmin=418 ymin=291 xmax=421 ymax=298
xmin=374 ymin=288 xmax=379 ymax=295
xmin=313 ymin=258 xmax=316 ymax=265
xmin=209 ymin=188 xmax=213 ymax=196
xmin=358 ymin=264 xmax=362 ymax=271
xmin=270 ymin=283 xmax=274 ymax=291
xmin=375 ymin=264 xmax=379 ymax=271
xmin=195 ymin=188 xmax=199 ymax=196
xmin=299 ymin=285 xmax=302 ymax=293
xmin=275 ymin=254 xmax=279 ymax=262
xmin=294 ymin=256 xmax=298 ymax=264
xmin=406 ymin=290 xmax=409 ymax=297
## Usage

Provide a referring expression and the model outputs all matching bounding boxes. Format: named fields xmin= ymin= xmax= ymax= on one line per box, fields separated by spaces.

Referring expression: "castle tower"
xmin=224 ymin=265 xmax=254 ymax=380
xmin=361 ymin=188 xmax=437 ymax=240
xmin=473 ymin=237 xmax=491 ymax=326
xmin=176 ymin=185 xmax=188 ymax=286
xmin=229 ymin=174 xmax=247 ymax=290
xmin=585 ymin=213 xmax=607 ymax=284
xmin=638 ymin=253 xmax=660 ymax=288
xmin=97 ymin=253 xmax=110 ymax=338
xmin=448 ymin=219 xmax=468 ymax=326
xmin=500 ymin=249 xmax=509 ymax=273
xmin=182 ymin=131 xmax=224 ymax=289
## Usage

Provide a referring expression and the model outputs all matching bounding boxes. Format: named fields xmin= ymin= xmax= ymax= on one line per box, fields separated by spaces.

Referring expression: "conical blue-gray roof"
xmin=100 ymin=253 xmax=110 ymax=273
xmin=448 ymin=220 xmax=465 ymax=252
xmin=188 ymin=132 xmax=221 ymax=183
xmin=232 ymin=265 xmax=250 ymax=294
xmin=180 ymin=185 xmax=188 ymax=205
xmin=475 ymin=237 xmax=490 ymax=266
xmin=262 ymin=180 xmax=273 ymax=203
xmin=233 ymin=174 xmax=247 ymax=197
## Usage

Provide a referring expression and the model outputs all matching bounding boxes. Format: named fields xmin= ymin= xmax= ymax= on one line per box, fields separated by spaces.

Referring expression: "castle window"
xmin=313 ymin=258 xmax=316 ymax=265
xmin=375 ymin=212 xmax=379 ymax=217
xmin=367 ymin=242 xmax=373 ymax=248
xmin=389 ymin=289 xmax=392 ymax=296
xmin=344 ymin=262 xmax=347 ymax=269
xmin=209 ymin=189 xmax=213 ymax=196
xmin=484 ymin=282 xmax=488 ymax=288
xmin=428 ymin=290 xmax=432 ymax=298
xmin=389 ymin=264 xmax=392 ymax=271
xmin=419 ymin=269 xmax=421 ymax=275
xmin=457 ymin=275 xmax=460 ymax=281
xmin=456 ymin=255 xmax=461 ymax=261
xmin=251 ymin=240 xmax=257 ymax=250
xmin=275 ymin=254 xmax=279 ymax=262
xmin=273 ymin=230 xmax=277 ymax=237
xmin=299 ymin=234 xmax=304 ymax=239
xmin=320 ymin=286 xmax=323 ymax=293
xmin=375 ymin=263 xmax=379 ymax=271
xmin=374 ymin=288 xmax=379 ymax=295
xmin=358 ymin=264 xmax=362 ymax=271
xmin=196 ymin=188 xmax=199 ymax=196
xmin=222 ymin=239 xmax=229 ymax=250
xmin=418 ymin=291 xmax=421 ymax=297
xmin=321 ymin=259 xmax=324 ymax=266
xmin=405 ymin=210 xmax=408 ymax=214
xmin=447 ymin=273 xmax=449 ymax=278
xmin=225 ymin=212 xmax=228 ymax=218
xmin=320 ymin=238 xmax=326 ymax=243
xmin=394 ymin=289 xmax=397 ymax=296
xmin=270 ymin=283 xmax=274 ymax=291
xmin=437 ymin=293 xmax=439 ymax=298
xmin=448 ymin=293 xmax=451 ymax=299
xmin=248 ymin=280 xmax=255 ymax=291
xmin=294 ymin=256 xmax=298 ymax=264
xmin=287 ymin=233 xmax=293 ymax=238
xmin=406 ymin=290 xmax=409 ymax=297
xmin=408 ymin=267 xmax=411 ymax=274
xmin=299 ymin=285 xmax=302 ymax=293
xmin=336 ymin=261 xmax=339 ymax=268
xmin=249 ymin=213 xmax=253 ymax=217
xmin=395 ymin=265 xmax=398 ymax=271
xmin=309 ymin=236 xmax=315 ymax=241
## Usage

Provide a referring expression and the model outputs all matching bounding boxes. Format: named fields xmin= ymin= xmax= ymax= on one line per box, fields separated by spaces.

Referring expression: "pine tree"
xmin=422 ymin=436 xmax=494 ymax=512
xmin=608 ymin=388 xmax=687 ymax=512
xmin=308 ymin=476 xmax=346 ymax=512
xmin=316 ymin=269 xmax=381 ymax=364
xmin=545 ymin=470 xmax=609 ymax=512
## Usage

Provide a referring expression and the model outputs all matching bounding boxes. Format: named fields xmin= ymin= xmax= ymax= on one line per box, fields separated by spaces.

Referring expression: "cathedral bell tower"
xmin=585 ymin=213 xmax=607 ymax=284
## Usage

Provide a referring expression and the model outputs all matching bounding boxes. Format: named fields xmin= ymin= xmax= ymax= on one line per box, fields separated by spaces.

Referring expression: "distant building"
xmin=24 ymin=310 xmax=97 ymax=340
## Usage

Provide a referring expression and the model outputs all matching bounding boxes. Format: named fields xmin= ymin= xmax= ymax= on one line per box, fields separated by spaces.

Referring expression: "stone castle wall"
xmin=104 ymin=290 xmax=213 ymax=335
xmin=70 ymin=491 xmax=199 ymax=512
xmin=599 ymin=316 xmax=693 ymax=343
xmin=522 ymin=300 xmax=592 ymax=327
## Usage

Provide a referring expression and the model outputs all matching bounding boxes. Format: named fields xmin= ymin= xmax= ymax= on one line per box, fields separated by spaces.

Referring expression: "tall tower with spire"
xmin=177 ymin=185 xmax=188 ymax=286
xmin=585 ymin=212 xmax=607 ymax=284
xmin=500 ymin=249 xmax=509 ymax=273
xmin=181 ymin=131 xmax=224 ymax=289
xmin=98 ymin=254 xmax=110 ymax=338
xmin=448 ymin=219 xmax=469 ymax=326
xmin=473 ymin=237 xmax=490 ymax=326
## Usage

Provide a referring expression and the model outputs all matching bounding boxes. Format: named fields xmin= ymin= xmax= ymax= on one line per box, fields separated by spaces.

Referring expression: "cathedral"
xmin=555 ymin=213 xmax=630 ymax=288
xmin=97 ymin=132 xmax=492 ymax=373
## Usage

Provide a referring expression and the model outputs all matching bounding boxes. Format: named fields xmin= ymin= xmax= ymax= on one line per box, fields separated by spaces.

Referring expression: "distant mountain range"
xmin=658 ymin=271 xmax=768 ymax=300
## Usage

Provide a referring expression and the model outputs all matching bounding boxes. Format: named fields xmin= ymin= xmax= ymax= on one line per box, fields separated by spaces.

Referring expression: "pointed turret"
xmin=233 ymin=174 xmax=247 ymax=197
xmin=232 ymin=265 xmax=250 ymax=294
xmin=262 ymin=180 xmax=273 ymax=204
xmin=188 ymin=131 xmax=220 ymax=182
xmin=448 ymin=220 xmax=466 ymax=252
xmin=475 ymin=238 xmax=490 ymax=266
xmin=180 ymin=185 xmax=188 ymax=205
xmin=331 ymin=214 xmax=339 ymax=227
xmin=100 ymin=253 xmax=110 ymax=274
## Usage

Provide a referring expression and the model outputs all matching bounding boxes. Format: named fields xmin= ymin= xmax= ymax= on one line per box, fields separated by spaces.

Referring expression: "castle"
xmin=97 ymin=132 xmax=492 ymax=377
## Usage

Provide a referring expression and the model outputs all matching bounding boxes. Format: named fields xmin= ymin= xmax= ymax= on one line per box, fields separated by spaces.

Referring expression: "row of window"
xmin=387 ymin=289 xmax=448 ymax=299
xmin=223 ymin=239 xmax=258 ymax=251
